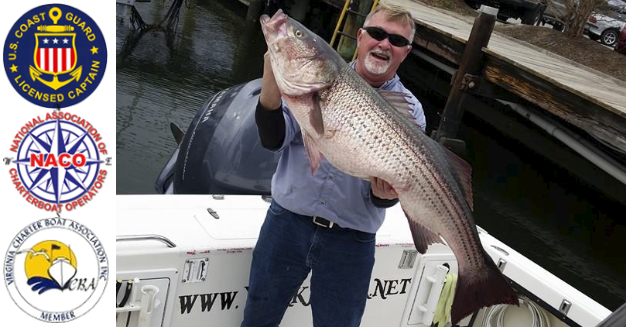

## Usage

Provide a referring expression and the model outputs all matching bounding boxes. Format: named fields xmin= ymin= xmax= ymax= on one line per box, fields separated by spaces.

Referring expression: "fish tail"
xmin=450 ymin=254 xmax=519 ymax=325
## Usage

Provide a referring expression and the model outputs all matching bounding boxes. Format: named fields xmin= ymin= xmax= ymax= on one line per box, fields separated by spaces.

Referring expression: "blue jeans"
xmin=241 ymin=200 xmax=376 ymax=327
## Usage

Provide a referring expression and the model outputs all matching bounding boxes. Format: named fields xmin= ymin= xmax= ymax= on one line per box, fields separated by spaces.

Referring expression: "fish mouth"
xmin=260 ymin=9 xmax=288 ymax=42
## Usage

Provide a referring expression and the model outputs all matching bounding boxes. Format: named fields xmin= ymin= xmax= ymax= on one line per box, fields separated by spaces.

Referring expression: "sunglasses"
xmin=363 ymin=26 xmax=411 ymax=47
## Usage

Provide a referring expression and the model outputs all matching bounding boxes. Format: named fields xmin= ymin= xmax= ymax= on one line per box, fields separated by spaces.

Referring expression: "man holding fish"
xmin=242 ymin=4 xmax=426 ymax=327
xmin=243 ymin=2 xmax=517 ymax=326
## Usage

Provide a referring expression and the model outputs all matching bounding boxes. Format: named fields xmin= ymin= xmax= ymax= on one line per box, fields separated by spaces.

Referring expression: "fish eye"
xmin=295 ymin=30 xmax=303 ymax=37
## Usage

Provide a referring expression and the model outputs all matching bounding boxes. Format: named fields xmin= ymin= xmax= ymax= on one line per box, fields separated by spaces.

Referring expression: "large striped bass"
xmin=260 ymin=10 xmax=518 ymax=324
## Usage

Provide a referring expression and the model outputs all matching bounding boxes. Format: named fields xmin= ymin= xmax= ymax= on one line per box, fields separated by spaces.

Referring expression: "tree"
xmin=566 ymin=0 xmax=606 ymax=36
xmin=543 ymin=0 xmax=616 ymax=37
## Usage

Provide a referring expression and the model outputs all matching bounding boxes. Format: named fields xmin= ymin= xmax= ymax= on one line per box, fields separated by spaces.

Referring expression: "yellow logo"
xmin=23 ymin=240 xmax=77 ymax=293
xmin=29 ymin=8 xmax=83 ymax=90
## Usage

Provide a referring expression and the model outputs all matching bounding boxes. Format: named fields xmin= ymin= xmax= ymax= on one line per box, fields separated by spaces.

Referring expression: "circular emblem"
xmin=3 ymin=4 xmax=108 ymax=108
xmin=9 ymin=112 xmax=109 ymax=212
xmin=4 ymin=218 xmax=108 ymax=322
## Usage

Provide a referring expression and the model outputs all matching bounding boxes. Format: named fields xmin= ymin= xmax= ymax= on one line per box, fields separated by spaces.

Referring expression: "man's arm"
xmin=256 ymin=53 xmax=286 ymax=150
xmin=370 ymin=177 xmax=399 ymax=208
xmin=256 ymin=102 xmax=285 ymax=150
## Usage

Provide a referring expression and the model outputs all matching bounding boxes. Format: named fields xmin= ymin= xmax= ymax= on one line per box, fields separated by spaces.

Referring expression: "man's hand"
xmin=370 ymin=177 xmax=398 ymax=200
xmin=260 ymin=52 xmax=282 ymax=110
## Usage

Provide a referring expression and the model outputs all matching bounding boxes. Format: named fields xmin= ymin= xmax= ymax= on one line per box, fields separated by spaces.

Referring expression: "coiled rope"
xmin=482 ymin=296 xmax=551 ymax=327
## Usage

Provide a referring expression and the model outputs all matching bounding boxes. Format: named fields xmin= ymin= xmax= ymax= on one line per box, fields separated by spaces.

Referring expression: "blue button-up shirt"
xmin=271 ymin=70 xmax=426 ymax=233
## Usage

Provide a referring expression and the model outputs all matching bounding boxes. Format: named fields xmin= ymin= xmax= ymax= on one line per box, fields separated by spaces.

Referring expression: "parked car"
xmin=585 ymin=11 xmax=626 ymax=46
xmin=541 ymin=0 xmax=569 ymax=31
xmin=615 ymin=25 xmax=626 ymax=54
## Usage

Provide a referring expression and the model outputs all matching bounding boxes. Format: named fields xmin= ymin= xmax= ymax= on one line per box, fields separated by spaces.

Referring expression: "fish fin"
xmin=402 ymin=207 xmax=443 ymax=254
xmin=423 ymin=135 xmax=474 ymax=211
xmin=378 ymin=90 xmax=414 ymax=121
xmin=302 ymin=131 xmax=324 ymax=174
xmin=442 ymin=146 xmax=474 ymax=212
xmin=309 ymin=93 xmax=325 ymax=136
xmin=450 ymin=252 xmax=519 ymax=325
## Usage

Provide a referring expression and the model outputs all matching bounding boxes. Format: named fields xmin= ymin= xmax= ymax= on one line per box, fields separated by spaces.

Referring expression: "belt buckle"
xmin=312 ymin=216 xmax=334 ymax=228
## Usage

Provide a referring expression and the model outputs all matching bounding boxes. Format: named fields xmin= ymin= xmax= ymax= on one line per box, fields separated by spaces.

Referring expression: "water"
xmin=463 ymin=117 xmax=626 ymax=310
xmin=116 ymin=0 xmax=266 ymax=193
xmin=116 ymin=0 xmax=626 ymax=312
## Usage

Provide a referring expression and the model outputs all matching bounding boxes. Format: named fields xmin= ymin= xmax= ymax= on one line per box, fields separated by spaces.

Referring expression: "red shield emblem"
xmin=34 ymin=33 xmax=77 ymax=75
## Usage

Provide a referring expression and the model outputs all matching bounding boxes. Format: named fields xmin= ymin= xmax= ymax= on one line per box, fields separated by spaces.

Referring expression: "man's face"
xmin=356 ymin=12 xmax=412 ymax=85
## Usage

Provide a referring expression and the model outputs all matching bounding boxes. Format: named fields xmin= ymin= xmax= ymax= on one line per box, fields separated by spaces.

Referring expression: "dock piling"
xmin=434 ymin=5 xmax=497 ymax=150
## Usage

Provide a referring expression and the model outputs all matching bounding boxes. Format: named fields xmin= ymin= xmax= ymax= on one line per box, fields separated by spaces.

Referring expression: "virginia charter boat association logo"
xmin=3 ymin=4 xmax=107 ymax=108
xmin=4 ymin=218 xmax=108 ymax=322
xmin=7 ymin=111 xmax=111 ymax=212
xmin=23 ymin=240 xmax=78 ymax=294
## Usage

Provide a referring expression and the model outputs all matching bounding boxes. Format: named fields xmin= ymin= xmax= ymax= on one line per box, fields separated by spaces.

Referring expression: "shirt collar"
xmin=348 ymin=61 xmax=399 ymax=90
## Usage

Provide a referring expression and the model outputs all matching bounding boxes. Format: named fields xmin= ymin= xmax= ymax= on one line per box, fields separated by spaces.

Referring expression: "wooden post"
xmin=434 ymin=6 xmax=497 ymax=146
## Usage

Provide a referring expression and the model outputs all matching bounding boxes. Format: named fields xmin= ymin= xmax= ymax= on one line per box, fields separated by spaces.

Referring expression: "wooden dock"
xmin=386 ymin=0 xmax=626 ymax=153
xmin=240 ymin=0 xmax=625 ymax=153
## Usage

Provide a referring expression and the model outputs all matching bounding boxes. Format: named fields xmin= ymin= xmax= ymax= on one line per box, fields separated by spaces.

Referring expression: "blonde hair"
xmin=364 ymin=3 xmax=416 ymax=41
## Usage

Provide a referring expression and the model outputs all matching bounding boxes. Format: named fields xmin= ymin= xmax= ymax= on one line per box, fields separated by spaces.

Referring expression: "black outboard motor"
xmin=155 ymin=79 xmax=280 ymax=194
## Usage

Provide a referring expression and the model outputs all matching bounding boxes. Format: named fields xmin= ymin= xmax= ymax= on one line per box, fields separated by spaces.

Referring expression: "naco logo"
xmin=30 ymin=152 xmax=89 ymax=168
xmin=7 ymin=111 xmax=110 ymax=212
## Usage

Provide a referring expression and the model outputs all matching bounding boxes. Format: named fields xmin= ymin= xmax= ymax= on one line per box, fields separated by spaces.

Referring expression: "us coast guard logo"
xmin=3 ymin=4 xmax=107 ymax=108
xmin=7 ymin=111 xmax=110 ymax=212
xmin=4 ymin=218 xmax=108 ymax=322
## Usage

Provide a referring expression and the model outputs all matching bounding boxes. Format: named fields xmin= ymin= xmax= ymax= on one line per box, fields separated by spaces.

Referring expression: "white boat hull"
xmin=116 ymin=194 xmax=611 ymax=327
